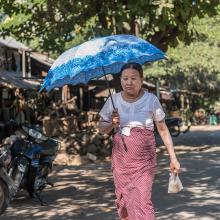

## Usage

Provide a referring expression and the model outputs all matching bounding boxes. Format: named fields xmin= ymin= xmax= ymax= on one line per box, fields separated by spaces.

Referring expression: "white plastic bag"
xmin=168 ymin=173 xmax=183 ymax=193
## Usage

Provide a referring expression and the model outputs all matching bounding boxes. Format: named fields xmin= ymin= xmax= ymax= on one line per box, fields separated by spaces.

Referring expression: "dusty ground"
xmin=1 ymin=125 xmax=220 ymax=220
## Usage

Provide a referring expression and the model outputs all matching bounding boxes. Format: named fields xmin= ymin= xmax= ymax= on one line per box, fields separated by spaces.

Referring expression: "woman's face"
xmin=120 ymin=68 xmax=143 ymax=96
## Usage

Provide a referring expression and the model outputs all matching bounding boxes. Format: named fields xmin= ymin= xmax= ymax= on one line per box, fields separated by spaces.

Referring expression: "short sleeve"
xmin=99 ymin=97 xmax=114 ymax=122
xmin=152 ymin=97 xmax=165 ymax=121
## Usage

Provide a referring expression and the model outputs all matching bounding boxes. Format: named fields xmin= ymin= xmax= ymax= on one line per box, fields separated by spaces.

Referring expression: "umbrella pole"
xmin=102 ymin=66 xmax=116 ymax=110
xmin=102 ymin=66 xmax=128 ymax=152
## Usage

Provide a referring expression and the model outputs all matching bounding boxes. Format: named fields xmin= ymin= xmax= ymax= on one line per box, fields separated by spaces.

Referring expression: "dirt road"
xmin=1 ymin=125 xmax=220 ymax=220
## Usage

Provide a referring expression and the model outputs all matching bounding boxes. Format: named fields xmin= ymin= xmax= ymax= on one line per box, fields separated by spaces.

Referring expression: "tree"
xmin=1 ymin=0 xmax=219 ymax=55
xmin=145 ymin=10 xmax=220 ymax=108
xmin=1 ymin=0 xmax=219 ymax=106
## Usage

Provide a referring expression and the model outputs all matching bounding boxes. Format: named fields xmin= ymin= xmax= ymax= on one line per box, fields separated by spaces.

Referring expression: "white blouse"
xmin=99 ymin=91 xmax=165 ymax=135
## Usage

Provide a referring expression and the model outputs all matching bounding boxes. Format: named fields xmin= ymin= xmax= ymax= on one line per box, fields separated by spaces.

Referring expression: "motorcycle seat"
xmin=40 ymin=140 xmax=59 ymax=156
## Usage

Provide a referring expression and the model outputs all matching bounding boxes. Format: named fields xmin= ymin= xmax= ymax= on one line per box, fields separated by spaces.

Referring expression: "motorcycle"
xmin=0 ymin=144 xmax=16 ymax=215
xmin=165 ymin=117 xmax=181 ymax=137
xmin=0 ymin=123 xmax=60 ymax=214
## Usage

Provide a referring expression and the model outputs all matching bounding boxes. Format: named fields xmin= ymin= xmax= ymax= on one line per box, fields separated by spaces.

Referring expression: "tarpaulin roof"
xmin=0 ymin=71 xmax=40 ymax=90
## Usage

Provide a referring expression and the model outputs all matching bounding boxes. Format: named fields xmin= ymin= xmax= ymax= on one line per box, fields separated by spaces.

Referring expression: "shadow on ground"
xmin=154 ymin=151 xmax=220 ymax=220
xmin=1 ymin=163 xmax=117 ymax=220
xmin=1 ymin=126 xmax=220 ymax=220
xmin=156 ymin=125 xmax=220 ymax=148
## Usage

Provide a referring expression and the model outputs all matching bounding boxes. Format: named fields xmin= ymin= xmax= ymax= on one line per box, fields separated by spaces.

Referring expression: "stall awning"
xmin=0 ymin=71 xmax=40 ymax=90
xmin=160 ymin=90 xmax=174 ymax=101
xmin=30 ymin=52 xmax=54 ymax=67
xmin=95 ymin=88 xmax=115 ymax=98
xmin=0 ymin=37 xmax=29 ymax=51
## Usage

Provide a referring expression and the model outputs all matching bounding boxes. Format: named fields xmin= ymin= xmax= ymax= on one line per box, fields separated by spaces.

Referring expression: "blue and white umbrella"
xmin=40 ymin=34 xmax=166 ymax=92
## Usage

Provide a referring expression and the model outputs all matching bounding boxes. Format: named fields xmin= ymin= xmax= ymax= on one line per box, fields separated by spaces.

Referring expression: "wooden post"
xmin=85 ymin=85 xmax=90 ymax=110
xmin=62 ymin=85 xmax=70 ymax=103
xmin=186 ymin=97 xmax=190 ymax=109
xmin=27 ymin=51 xmax=31 ymax=78
xmin=79 ymin=87 xmax=83 ymax=110
xmin=22 ymin=50 xmax=26 ymax=78
xmin=180 ymin=94 xmax=185 ymax=111
xmin=156 ymin=80 xmax=160 ymax=100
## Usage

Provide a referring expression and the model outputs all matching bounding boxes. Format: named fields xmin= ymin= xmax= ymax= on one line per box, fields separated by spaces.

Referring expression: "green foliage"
xmin=0 ymin=0 xmax=219 ymax=55
xmin=0 ymin=0 xmax=96 ymax=54
xmin=1 ymin=0 xmax=219 ymax=106
xmin=145 ymin=12 xmax=220 ymax=105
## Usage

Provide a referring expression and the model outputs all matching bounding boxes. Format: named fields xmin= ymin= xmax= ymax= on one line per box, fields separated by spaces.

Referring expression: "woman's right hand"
xmin=111 ymin=108 xmax=120 ymax=128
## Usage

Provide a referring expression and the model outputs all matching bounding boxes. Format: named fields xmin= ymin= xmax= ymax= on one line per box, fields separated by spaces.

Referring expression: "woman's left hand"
xmin=170 ymin=158 xmax=180 ymax=174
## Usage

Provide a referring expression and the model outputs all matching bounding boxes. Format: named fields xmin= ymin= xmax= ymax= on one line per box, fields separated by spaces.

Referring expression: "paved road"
xmin=1 ymin=125 xmax=220 ymax=220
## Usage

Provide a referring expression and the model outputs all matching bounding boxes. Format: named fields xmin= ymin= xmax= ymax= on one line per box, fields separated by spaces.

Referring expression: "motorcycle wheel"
xmin=0 ymin=180 xmax=9 ymax=215
xmin=8 ymin=156 xmax=29 ymax=190
xmin=181 ymin=120 xmax=191 ymax=133
xmin=169 ymin=125 xmax=180 ymax=137
xmin=40 ymin=165 xmax=51 ymax=178
xmin=26 ymin=166 xmax=37 ymax=198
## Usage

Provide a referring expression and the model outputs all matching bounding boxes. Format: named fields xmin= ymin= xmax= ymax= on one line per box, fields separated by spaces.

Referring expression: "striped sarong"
xmin=112 ymin=127 xmax=157 ymax=220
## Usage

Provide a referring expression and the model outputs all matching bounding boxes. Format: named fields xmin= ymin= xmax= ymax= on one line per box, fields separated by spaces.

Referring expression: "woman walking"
xmin=98 ymin=63 xmax=180 ymax=220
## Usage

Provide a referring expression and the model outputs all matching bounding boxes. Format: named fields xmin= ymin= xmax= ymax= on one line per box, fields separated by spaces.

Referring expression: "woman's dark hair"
xmin=120 ymin=62 xmax=143 ymax=78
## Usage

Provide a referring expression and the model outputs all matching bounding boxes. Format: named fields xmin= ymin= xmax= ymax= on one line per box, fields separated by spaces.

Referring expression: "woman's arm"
xmin=98 ymin=109 xmax=120 ymax=134
xmin=155 ymin=119 xmax=180 ymax=173
xmin=98 ymin=119 xmax=114 ymax=134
